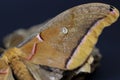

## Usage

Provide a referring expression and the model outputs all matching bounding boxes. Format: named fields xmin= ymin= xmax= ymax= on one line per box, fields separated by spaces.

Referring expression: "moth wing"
xmin=23 ymin=60 xmax=47 ymax=80
xmin=17 ymin=3 xmax=119 ymax=70
xmin=3 ymin=29 xmax=27 ymax=48
xmin=0 ymin=59 xmax=14 ymax=80
xmin=18 ymin=35 xmax=68 ymax=70
xmin=23 ymin=59 xmax=62 ymax=80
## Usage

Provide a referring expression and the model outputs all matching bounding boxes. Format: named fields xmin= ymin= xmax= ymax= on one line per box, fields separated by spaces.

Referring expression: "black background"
xmin=0 ymin=0 xmax=120 ymax=80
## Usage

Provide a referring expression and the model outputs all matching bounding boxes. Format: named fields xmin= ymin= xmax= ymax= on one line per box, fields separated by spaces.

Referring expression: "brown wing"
xmin=17 ymin=3 xmax=119 ymax=70
xmin=0 ymin=59 xmax=14 ymax=80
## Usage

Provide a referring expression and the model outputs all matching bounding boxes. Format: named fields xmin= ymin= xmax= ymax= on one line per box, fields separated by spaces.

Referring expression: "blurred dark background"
xmin=0 ymin=0 xmax=120 ymax=80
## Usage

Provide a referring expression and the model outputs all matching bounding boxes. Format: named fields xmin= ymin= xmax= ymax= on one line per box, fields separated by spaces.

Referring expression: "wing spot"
xmin=62 ymin=27 xmax=68 ymax=34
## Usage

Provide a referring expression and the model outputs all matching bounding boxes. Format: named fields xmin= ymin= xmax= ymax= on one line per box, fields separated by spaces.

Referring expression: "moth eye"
xmin=62 ymin=27 xmax=68 ymax=34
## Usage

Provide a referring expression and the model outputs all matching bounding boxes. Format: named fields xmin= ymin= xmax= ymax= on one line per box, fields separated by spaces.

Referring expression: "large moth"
xmin=0 ymin=3 xmax=119 ymax=80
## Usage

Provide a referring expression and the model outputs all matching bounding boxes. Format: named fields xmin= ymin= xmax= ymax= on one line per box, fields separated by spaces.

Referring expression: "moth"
xmin=0 ymin=3 xmax=119 ymax=80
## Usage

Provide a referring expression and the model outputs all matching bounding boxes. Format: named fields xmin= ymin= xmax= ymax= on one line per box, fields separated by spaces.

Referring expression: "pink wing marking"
xmin=36 ymin=34 xmax=43 ymax=42
xmin=27 ymin=43 xmax=38 ymax=60
xmin=0 ymin=68 xmax=9 ymax=74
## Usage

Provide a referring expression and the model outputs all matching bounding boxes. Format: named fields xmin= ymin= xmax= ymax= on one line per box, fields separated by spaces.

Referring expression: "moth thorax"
xmin=3 ymin=47 xmax=21 ymax=62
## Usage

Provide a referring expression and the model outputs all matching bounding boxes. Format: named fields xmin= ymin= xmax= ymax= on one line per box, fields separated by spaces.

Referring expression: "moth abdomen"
xmin=10 ymin=59 xmax=34 ymax=80
xmin=2 ymin=48 xmax=34 ymax=80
